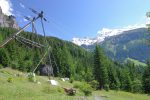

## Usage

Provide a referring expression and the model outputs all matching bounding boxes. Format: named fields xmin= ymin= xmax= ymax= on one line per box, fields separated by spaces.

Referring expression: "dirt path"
xmin=75 ymin=96 xmax=87 ymax=100
xmin=75 ymin=96 xmax=103 ymax=100
xmin=94 ymin=96 xmax=103 ymax=100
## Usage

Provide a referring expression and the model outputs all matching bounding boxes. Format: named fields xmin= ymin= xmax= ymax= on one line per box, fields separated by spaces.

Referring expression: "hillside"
xmin=102 ymin=28 xmax=150 ymax=63
xmin=0 ymin=27 xmax=93 ymax=80
xmin=80 ymin=28 xmax=150 ymax=63
xmin=0 ymin=68 xmax=149 ymax=100
xmin=1 ymin=27 xmax=150 ymax=96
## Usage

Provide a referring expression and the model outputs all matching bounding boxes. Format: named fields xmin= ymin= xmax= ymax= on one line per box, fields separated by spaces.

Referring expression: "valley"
xmin=0 ymin=1 xmax=150 ymax=99
xmin=74 ymin=28 xmax=150 ymax=63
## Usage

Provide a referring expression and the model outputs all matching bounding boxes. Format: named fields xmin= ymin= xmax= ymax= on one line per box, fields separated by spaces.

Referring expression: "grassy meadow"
xmin=0 ymin=68 xmax=149 ymax=100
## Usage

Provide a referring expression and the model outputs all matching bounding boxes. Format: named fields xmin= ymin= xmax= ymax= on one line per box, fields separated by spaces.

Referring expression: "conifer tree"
xmin=143 ymin=61 xmax=150 ymax=93
xmin=108 ymin=62 xmax=120 ymax=90
xmin=93 ymin=44 xmax=109 ymax=90
xmin=0 ymin=48 xmax=10 ymax=67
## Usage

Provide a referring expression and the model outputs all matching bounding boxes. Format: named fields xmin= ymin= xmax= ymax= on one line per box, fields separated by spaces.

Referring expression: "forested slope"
xmin=0 ymin=27 xmax=150 ymax=94
xmin=0 ymin=27 xmax=93 ymax=80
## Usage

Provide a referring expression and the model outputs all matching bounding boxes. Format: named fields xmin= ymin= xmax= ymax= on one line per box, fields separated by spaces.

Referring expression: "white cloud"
xmin=0 ymin=0 xmax=13 ymax=15
xmin=19 ymin=3 xmax=25 ymax=9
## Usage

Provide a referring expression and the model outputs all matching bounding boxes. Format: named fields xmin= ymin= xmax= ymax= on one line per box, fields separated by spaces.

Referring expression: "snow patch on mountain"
xmin=72 ymin=24 xmax=146 ymax=46
xmin=72 ymin=37 xmax=97 ymax=46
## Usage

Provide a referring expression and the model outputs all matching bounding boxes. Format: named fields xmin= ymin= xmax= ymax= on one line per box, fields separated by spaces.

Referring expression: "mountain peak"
xmin=72 ymin=37 xmax=97 ymax=46
xmin=72 ymin=24 xmax=146 ymax=46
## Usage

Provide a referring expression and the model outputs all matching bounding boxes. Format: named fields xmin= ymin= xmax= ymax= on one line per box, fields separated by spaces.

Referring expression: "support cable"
xmin=33 ymin=46 xmax=51 ymax=73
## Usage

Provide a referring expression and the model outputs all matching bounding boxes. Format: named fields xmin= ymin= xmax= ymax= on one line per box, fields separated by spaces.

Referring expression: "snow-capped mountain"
xmin=72 ymin=27 xmax=150 ymax=63
xmin=72 ymin=37 xmax=97 ymax=46
xmin=72 ymin=24 xmax=146 ymax=46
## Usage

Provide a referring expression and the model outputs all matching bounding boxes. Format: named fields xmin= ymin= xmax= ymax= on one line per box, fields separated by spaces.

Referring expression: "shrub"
xmin=83 ymin=70 xmax=94 ymax=82
xmin=57 ymin=87 xmax=64 ymax=93
xmin=70 ymin=77 xmax=74 ymax=83
xmin=73 ymin=82 xmax=82 ymax=89
xmin=89 ymin=80 xmax=99 ymax=90
xmin=81 ymin=83 xmax=92 ymax=96
xmin=132 ymin=79 xmax=143 ymax=93
xmin=28 ymin=73 xmax=36 ymax=82
xmin=74 ymin=82 xmax=92 ymax=96
xmin=11 ymin=61 xmax=19 ymax=69
xmin=104 ymin=84 xmax=109 ymax=91
xmin=0 ymin=64 xmax=3 ymax=69
xmin=7 ymin=77 xmax=13 ymax=83
xmin=110 ymin=82 xmax=120 ymax=90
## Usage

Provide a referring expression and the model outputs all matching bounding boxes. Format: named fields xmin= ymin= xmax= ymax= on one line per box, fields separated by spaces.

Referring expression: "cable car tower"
xmin=0 ymin=8 xmax=55 ymax=78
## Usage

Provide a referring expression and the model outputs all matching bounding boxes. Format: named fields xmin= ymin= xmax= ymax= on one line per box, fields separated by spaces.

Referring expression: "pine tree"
xmin=108 ymin=62 xmax=120 ymax=90
xmin=0 ymin=27 xmax=93 ymax=81
xmin=93 ymin=44 xmax=109 ymax=90
xmin=0 ymin=48 xmax=10 ymax=67
xmin=118 ymin=67 xmax=132 ymax=92
xmin=143 ymin=61 xmax=150 ymax=93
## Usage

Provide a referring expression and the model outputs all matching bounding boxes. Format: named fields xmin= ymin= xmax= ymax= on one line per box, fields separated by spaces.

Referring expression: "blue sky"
xmin=1 ymin=0 xmax=150 ymax=40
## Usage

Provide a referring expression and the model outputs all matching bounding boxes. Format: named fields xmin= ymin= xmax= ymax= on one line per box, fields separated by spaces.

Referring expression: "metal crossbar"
xmin=0 ymin=12 xmax=41 ymax=48
xmin=15 ymin=35 xmax=45 ymax=48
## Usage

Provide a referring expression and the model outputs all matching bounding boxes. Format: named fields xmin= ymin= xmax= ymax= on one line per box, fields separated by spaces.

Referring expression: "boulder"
xmin=39 ymin=64 xmax=54 ymax=76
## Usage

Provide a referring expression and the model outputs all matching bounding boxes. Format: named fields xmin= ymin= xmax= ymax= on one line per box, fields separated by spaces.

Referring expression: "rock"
xmin=61 ymin=78 xmax=69 ymax=81
xmin=48 ymin=80 xmax=58 ymax=86
xmin=0 ymin=6 xmax=19 ymax=29
xmin=63 ymin=88 xmax=76 ymax=95
xmin=39 ymin=64 xmax=54 ymax=76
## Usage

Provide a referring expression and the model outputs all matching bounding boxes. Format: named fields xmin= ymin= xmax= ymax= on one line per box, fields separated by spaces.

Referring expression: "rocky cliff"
xmin=0 ymin=7 xmax=19 ymax=29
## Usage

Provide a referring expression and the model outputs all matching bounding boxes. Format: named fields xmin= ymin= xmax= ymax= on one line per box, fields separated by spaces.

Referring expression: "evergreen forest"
xmin=0 ymin=27 xmax=150 ymax=94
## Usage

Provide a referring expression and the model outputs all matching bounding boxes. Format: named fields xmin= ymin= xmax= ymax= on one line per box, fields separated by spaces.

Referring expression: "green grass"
xmin=125 ymin=58 xmax=146 ymax=66
xmin=0 ymin=68 xmax=149 ymax=100
xmin=95 ymin=90 xmax=149 ymax=100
